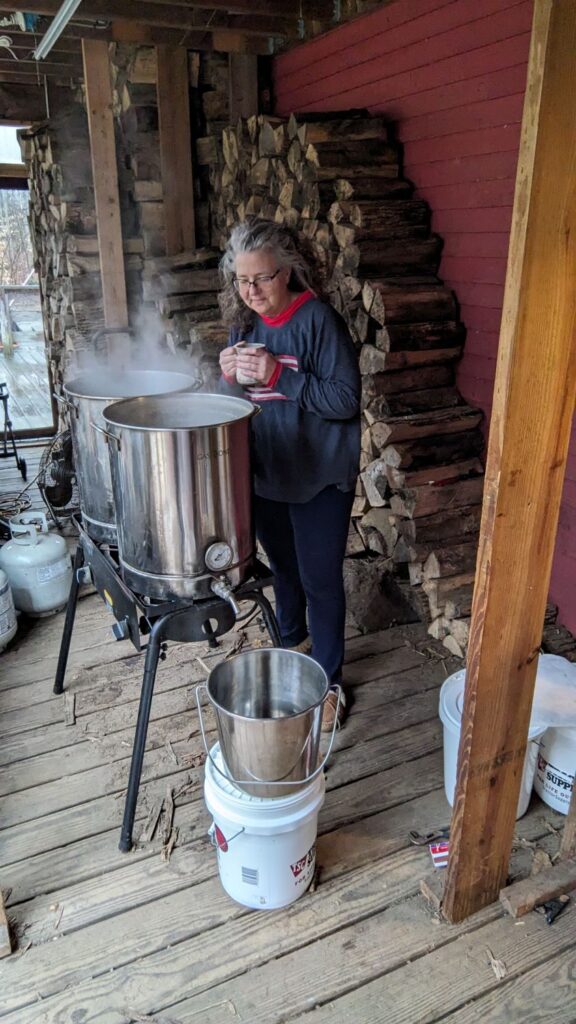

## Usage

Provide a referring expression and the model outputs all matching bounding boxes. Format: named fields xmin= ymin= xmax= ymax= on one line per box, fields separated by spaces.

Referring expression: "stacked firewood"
xmin=142 ymin=247 xmax=225 ymax=387
xmin=18 ymin=107 xmax=106 ymax=395
xmin=200 ymin=112 xmax=486 ymax=653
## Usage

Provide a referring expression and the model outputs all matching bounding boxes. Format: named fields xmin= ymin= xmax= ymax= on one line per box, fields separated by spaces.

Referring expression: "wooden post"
xmin=442 ymin=0 xmax=576 ymax=924
xmin=82 ymin=39 xmax=129 ymax=330
xmin=156 ymin=45 xmax=195 ymax=255
xmin=560 ymin=779 xmax=576 ymax=861
xmin=229 ymin=53 xmax=259 ymax=121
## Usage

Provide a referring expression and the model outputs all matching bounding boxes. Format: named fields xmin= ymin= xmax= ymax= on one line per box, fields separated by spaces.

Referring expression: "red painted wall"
xmin=273 ymin=0 xmax=576 ymax=633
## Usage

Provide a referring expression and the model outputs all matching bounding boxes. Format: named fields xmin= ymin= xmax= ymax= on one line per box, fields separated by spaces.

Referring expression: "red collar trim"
xmin=260 ymin=290 xmax=314 ymax=327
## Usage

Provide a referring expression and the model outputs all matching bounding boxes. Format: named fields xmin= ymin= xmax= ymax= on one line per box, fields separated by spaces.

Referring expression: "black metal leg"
xmin=243 ymin=590 xmax=283 ymax=647
xmin=53 ymin=544 xmax=85 ymax=695
xmin=119 ymin=615 xmax=166 ymax=853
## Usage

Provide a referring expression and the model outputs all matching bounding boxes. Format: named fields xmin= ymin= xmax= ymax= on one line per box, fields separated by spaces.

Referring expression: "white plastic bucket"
xmin=204 ymin=744 xmax=325 ymax=910
xmin=534 ymin=727 xmax=576 ymax=814
xmin=439 ymin=670 xmax=543 ymax=820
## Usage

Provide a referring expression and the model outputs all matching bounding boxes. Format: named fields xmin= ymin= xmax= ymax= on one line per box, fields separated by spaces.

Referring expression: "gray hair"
xmin=218 ymin=219 xmax=325 ymax=331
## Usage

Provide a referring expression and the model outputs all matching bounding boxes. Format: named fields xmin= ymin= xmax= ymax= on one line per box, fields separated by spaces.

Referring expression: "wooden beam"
xmin=560 ymin=780 xmax=576 ymax=860
xmin=156 ymin=46 xmax=195 ymax=255
xmin=229 ymin=53 xmax=259 ymax=121
xmin=499 ymin=858 xmax=576 ymax=917
xmin=0 ymin=0 xmax=299 ymax=14
xmin=96 ymin=21 xmax=269 ymax=53
xmin=0 ymin=162 xmax=26 ymax=178
xmin=82 ymin=39 xmax=128 ymax=330
xmin=0 ymin=2 xmax=296 ymax=37
xmin=442 ymin=0 xmax=576 ymax=924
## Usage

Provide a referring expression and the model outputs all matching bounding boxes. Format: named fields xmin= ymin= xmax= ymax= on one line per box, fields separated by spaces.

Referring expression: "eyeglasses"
xmin=233 ymin=269 xmax=281 ymax=292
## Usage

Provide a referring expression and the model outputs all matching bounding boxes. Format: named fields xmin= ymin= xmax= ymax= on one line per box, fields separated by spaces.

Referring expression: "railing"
xmin=0 ymin=284 xmax=40 ymax=356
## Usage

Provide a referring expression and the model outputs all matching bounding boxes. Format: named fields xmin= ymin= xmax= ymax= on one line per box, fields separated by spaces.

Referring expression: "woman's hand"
xmin=219 ymin=346 xmax=238 ymax=380
xmin=236 ymin=346 xmax=279 ymax=386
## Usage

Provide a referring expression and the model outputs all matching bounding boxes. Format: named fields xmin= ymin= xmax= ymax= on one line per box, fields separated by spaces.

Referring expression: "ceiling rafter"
xmin=0 ymin=0 xmax=299 ymax=34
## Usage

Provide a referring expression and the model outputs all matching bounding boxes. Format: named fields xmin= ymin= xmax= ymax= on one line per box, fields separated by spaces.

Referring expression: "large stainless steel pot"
xmin=102 ymin=392 xmax=256 ymax=600
xmin=63 ymin=370 xmax=196 ymax=543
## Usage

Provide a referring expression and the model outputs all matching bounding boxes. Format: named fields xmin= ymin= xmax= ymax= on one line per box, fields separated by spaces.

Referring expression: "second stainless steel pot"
xmin=63 ymin=369 xmax=196 ymax=543
xmin=102 ymin=392 xmax=256 ymax=600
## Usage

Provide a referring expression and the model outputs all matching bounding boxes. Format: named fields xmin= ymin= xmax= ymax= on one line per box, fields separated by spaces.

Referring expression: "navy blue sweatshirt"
xmin=222 ymin=294 xmax=361 ymax=503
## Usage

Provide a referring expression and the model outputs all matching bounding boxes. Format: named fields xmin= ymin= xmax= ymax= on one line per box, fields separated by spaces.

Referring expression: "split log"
xmin=422 ymin=541 xmax=479 ymax=581
xmin=368 ymin=405 xmax=483 ymax=446
xmin=386 ymin=457 xmax=484 ymax=490
xmin=363 ymin=387 xmax=463 ymax=420
xmin=359 ymin=344 xmax=462 ymax=374
xmin=362 ymin=364 xmax=454 ymax=400
xmin=394 ymin=506 xmax=483 ymax=547
xmin=390 ymin=476 xmax=485 ymax=519
xmin=357 ymin=508 xmax=398 ymax=556
xmin=334 ymin=177 xmax=413 ymax=201
xmin=329 ymin=199 xmax=429 ymax=232
xmin=362 ymin=282 xmax=457 ymax=324
xmin=156 ymin=268 xmax=220 ymax=295
xmin=422 ymin=573 xmax=475 ymax=620
xmin=295 ymin=116 xmax=390 ymax=145
xmin=376 ymin=432 xmax=485 ymax=471
xmin=338 ymin=237 xmax=442 ymax=276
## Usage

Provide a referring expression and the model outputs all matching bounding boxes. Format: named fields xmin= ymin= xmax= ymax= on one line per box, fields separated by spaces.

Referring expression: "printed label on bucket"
xmin=536 ymin=753 xmax=574 ymax=809
xmin=291 ymin=844 xmax=315 ymax=879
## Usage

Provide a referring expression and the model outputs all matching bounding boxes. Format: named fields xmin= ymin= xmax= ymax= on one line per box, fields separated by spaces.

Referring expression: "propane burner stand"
xmin=54 ymin=519 xmax=281 ymax=852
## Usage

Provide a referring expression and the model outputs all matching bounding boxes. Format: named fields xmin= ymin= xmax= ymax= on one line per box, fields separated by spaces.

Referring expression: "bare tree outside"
xmin=0 ymin=189 xmax=36 ymax=286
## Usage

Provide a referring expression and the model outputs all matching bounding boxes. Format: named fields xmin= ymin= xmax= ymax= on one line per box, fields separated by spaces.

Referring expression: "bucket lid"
xmin=531 ymin=654 xmax=576 ymax=729
xmin=439 ymin=669 xmax=546 ymax=739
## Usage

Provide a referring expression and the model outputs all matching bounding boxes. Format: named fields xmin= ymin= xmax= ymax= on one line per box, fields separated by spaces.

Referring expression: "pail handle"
xmin=195 ymin=683 xmax=342 ymax=791
xmin=208 ymin=823 xmax=245 ymax=850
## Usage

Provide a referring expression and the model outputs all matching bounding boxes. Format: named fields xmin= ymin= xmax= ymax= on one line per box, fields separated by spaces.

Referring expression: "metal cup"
xmin=235 ymin=342 xmax=267 ymax=386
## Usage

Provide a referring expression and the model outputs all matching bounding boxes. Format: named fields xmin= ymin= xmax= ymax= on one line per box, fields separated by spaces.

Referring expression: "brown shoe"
xmin=321 ymin=687 xmax=347 ymax=732
xmin=288 ymin=636 xmax=312 ymax=654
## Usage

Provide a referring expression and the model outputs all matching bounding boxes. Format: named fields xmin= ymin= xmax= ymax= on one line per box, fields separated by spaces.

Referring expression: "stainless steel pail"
xmin=63 ymin=370 xmax=196 ymax=543
xmin=102 ymin=392 xmax=256 ymax=600
xmin=201 ymin=648 xmax=330 ymax=797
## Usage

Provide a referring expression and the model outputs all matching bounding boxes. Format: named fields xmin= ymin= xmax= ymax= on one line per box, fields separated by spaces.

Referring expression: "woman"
xmin=219 ymin=220 xmax=361 ymax=729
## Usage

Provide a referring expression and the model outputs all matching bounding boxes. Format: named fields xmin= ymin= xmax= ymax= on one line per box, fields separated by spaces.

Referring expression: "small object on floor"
xmin=321 ymin=687 xmax=347 ymax=732
xmin=486 ymin=947 xmax=508 ymax=980
xmin=429 ymin=840 xmax=450 ymax=868
xmin=534 ymin=893 xmax=571 ymax=925
xmin=409 ymin=828 xmax=450 ymax=846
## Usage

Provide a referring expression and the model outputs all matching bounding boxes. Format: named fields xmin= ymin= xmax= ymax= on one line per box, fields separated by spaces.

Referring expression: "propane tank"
xmin=0 ymin=512 xmax=73 ymax=617
xmin=0 ymin=568 xmax=17 ymax=651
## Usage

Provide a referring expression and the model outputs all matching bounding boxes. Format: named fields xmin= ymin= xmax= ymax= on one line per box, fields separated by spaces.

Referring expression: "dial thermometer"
xmin=205 ymin=541 xmax=233 ymax=572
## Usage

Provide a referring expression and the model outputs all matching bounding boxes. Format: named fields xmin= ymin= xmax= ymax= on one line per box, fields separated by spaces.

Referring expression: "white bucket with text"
xmin=534 ymin=727 xmax=576 ymax=814
xmin=204 ymin=744 xmax=325 ymax=910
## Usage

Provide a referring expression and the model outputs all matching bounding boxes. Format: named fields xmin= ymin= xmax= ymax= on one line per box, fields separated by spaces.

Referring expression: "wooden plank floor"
xmin=0 ymin=574 xmax=573 ymax=1023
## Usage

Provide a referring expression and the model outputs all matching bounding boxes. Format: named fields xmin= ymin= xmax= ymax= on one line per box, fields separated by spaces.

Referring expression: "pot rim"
xmin=102 ymin=392 xmax=257 ymax=432
xmin=64 ymin=369 xmax=196 ymax=402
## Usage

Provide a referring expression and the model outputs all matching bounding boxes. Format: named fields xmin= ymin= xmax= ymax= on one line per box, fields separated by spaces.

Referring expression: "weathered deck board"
xmin=0 ymin=548 xmax=572 ymax=1023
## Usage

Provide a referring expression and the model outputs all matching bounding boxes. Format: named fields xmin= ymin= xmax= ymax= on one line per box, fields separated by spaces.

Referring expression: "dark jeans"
xmin=254 ymin=485 xmax=354 ymax=684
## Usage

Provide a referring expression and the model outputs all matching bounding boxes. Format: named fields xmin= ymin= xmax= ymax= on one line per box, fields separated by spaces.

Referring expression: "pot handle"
xmin=54 ymin=393 xmax=78 ymax=417
xmin=195 ymin=683 xmax=341 ymax=790
xmin=90 ymin=421 xmax=121 ymax=448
